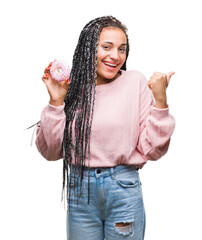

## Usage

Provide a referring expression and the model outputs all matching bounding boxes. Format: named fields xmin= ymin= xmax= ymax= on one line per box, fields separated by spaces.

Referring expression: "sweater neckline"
xmin=96 ymin=70 xmax=125 ymax=92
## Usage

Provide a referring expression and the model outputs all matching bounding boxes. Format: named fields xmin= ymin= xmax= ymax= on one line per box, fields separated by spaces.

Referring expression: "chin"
xmin=97 ymin=71 xmax=121 ymax=85
xmin=104 ymin=69 xmax=120 ymax=78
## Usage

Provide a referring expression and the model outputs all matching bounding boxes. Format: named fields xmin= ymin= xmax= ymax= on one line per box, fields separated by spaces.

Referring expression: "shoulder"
xmin=121 ymin=70 xmax=148 ymax=87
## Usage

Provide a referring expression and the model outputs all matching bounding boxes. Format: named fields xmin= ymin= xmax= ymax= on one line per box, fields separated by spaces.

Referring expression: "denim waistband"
xmin=70 ymin=164 xmax=139 ymax=177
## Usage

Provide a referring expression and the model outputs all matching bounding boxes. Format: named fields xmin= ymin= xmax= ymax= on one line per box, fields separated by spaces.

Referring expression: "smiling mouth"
xmin=104 ymin=62 xmax=119 ymax=68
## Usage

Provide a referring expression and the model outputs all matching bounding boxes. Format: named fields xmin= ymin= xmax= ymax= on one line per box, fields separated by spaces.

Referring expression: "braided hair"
xmin=63 ymin=16 xmax=130 ymax=208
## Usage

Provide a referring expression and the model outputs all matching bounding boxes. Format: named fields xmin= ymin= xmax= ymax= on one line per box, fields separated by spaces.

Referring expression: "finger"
xmin=63 ymin=80 xmax=70 ymax=91
xmin=44 ymin=67 xmax=50 ymax=74
xmin=167 ymin=71 xmax=175 ymax=84
xmin=44 ymin=61 xmax=55 ymax=74
xmin=44 ymin=63 xmax=52 ymax=73
xmin=153 ymin=72 xmax=162 ymax=76
xmin=48 ymin=60 xmax=55 ymax=67
xmin=48 ymin=62 xmax=53 ymax=67
xmin=42 ymin=74 xmax=49 ymax=82
xmin=58 ymin=78 xmax=70 ymax=90
xmin=147 ymin=81 xmax=152 ymax=89
xmin=167 ymin=71 xmax=175 ymax=79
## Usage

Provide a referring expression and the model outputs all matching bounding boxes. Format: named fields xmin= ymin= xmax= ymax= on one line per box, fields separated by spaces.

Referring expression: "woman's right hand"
xmin=42 ymin=61 xmax=70 ymax=106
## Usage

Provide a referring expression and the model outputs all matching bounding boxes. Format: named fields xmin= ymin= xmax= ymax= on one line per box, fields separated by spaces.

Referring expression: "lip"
xmin=103 ymin=61 xmax=119 ymax=70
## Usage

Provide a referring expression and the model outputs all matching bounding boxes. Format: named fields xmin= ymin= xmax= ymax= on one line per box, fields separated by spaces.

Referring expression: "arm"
xmin=35 ymin=104 xmax=66 ymax=160
xmin=137 ymin=74 xmax=175 ymax=161
xmin=35 ymin=61 xmax=70 ymax=160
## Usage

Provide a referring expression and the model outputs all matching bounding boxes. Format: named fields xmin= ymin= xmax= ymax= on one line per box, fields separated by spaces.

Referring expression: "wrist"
xmin=154 ymin=98 xmax=168 ymax=109
xmin=154 ymin=102 xmax=168 ymax=109
xmin=153 ymin=91 xmax=168 ymax=108
xmin=49 ymin=99 xmax=64 ymax=106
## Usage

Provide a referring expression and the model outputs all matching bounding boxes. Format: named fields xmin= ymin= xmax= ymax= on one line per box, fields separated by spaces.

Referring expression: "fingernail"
xmin=45 ymin=74 xmax=48 ymax=77
xmin=66 ymin=78 xmax=69 ymax=82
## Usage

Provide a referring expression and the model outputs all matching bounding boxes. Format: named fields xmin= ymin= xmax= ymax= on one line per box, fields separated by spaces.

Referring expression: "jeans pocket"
xmin=114 ymin=169 xmax=140 ymax=188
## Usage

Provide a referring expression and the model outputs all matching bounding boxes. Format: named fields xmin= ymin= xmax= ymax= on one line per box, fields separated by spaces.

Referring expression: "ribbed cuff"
xmin=48 ymin=103 xmax=65 ymax=115
xmin=151 ymin=105 xmax=169 ymax=120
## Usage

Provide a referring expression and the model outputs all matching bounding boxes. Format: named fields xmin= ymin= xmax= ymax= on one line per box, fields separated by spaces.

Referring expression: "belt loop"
xmin=111 ymin=167 xmax=116 ymax=180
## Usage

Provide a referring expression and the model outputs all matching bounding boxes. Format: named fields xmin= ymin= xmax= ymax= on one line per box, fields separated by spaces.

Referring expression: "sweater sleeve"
xmin=35 ymin=104 xmax=66 ymax=160
xmin=137 ymin=76 xmax=175 ymax=161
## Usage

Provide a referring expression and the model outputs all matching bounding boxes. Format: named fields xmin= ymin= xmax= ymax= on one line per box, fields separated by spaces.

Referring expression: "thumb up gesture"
xmin=148 ymin=71 xmax=175 ymax=108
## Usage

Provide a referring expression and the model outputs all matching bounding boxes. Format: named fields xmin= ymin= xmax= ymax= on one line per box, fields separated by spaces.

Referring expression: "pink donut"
xmin=50 ymin=60 xmax=71 ymax=82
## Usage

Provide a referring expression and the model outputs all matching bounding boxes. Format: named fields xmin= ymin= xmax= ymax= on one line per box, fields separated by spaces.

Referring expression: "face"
xmin=96 ymin=27 xmax=127 ymax=85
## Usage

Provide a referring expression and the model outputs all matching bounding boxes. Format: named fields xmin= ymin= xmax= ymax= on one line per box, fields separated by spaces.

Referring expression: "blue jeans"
xmin=67 ymin=165 xmax=146 ymax=240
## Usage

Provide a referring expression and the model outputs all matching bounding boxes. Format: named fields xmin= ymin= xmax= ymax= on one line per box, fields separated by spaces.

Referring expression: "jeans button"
xmin=97 ymin=169 xmax=101 ymax=174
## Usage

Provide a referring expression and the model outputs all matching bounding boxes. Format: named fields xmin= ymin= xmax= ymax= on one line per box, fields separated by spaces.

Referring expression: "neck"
xmin=96 ymin=71 xmax=121 ymax=86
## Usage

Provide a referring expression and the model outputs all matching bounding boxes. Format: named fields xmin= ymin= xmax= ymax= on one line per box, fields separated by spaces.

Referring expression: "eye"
xmin=119 ymin=48 xmax=126 ymax=53
xmin=103 ymin=45 xmax=110 ymax=50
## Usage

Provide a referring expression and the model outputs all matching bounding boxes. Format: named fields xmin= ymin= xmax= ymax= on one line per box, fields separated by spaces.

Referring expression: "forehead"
xmin=99 ymin=27 xmax=127 ymax=43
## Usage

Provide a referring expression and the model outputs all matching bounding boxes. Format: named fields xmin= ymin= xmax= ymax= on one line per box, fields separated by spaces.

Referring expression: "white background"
xmin=1 ymin=0 xmax=202 ymax=239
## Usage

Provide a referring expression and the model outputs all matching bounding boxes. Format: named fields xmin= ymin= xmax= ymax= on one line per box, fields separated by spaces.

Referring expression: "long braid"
xmin=62 ymin=16 xmax=129 ymax=208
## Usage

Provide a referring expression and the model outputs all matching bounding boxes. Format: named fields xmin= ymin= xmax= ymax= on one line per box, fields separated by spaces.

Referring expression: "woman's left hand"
xmin=148 ymin=71 xmax=175 ymax=108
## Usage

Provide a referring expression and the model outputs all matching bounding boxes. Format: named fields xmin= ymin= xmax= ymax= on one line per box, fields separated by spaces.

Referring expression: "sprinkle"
xmin=50 ymin=60 xmax=71 ymax=82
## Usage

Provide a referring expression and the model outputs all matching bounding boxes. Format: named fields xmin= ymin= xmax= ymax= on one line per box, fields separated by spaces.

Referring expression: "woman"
xmin=36 ymin=16 xmax=175 ymax=240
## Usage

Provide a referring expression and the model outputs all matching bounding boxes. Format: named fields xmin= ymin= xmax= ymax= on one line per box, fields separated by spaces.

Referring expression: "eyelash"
xmin=102 ymin=46 xmax=126 ymax=53
xmin=119 ymin=48 xmax=126 ymax=53
xmin=103 ymin=46 xmax=110 ymax=50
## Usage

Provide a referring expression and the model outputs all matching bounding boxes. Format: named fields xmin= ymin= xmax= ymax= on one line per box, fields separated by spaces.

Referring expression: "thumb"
xmin=167 ymin=71 xmax=175 ymax=84
xmin=62 ymin=79 xmax=70 ymax=91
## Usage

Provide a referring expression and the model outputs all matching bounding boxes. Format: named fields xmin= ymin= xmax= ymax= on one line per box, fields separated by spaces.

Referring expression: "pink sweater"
xmin=36 ymin=70 xmax=175 ymax=168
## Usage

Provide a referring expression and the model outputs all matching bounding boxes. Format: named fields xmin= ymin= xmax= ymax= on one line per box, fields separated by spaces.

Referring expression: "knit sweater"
xmin=35 ymin=70 xmax=175 ymax=168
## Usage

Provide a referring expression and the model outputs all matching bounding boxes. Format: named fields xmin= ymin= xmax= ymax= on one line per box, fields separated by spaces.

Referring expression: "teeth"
xmin=104 ymin=62 xmax=117 ymax=67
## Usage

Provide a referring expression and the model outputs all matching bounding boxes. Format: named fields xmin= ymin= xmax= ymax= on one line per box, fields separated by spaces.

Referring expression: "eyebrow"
xmin=103 ymin=41 xmax=127 ymax=46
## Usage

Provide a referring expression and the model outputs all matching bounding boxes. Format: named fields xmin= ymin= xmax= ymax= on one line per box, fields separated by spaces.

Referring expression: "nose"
xmin=110 ymin=49 xmax=119 ymax=61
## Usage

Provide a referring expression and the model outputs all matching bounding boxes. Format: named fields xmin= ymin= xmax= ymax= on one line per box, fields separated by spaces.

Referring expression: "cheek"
xmin=97 ymin=50 xmax=105 ymax=63
xmin=121 ymin=54 xmax=126 ymax=63
xmin=97 ymin=58 xmax=103 ymax=71
xmin=97 ymin=53 xmax=105 ymax=70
